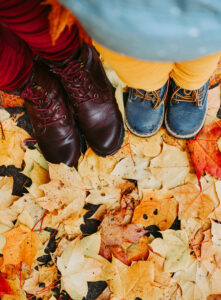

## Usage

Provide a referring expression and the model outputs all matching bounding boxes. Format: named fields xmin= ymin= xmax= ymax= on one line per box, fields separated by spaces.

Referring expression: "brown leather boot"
xmin=20 ymin=60 xmax=81 ymax=168
xmin=51 ymin=43 xmax=124 ymax=156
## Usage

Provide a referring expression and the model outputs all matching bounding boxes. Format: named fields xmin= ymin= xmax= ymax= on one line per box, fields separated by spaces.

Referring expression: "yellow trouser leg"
xmin=93 ymin=41 xmax=220 ymax=91
xmin=93 ymin=41 xmax=173 ymax=91
xmin=171 ymin=52 xmax=221 ymax=90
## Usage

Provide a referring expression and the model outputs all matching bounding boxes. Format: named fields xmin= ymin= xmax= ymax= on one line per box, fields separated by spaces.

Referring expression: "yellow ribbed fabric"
xmin=93 ymin=41 xmax=221 ymax=91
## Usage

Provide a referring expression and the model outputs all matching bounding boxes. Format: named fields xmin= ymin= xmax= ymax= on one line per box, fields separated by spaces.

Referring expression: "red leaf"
xmin=188 ymin=120 xmax=221 ymax=186
xmin=0 ymin=273 xmax=13 ymax=295
xmin=99 ymin=209 xmax=147 ymax=265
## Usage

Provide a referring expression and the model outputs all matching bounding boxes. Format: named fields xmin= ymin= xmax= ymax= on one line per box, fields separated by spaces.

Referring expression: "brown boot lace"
xmin=170 ymin=87 xmax=205 ymax=107
xmin=133 ymin=83 xmax=169 ymax=109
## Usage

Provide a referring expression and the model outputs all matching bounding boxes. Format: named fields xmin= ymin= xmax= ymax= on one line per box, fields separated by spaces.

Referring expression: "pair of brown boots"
xmin=20 ymin=43 xmax=124 ymax=168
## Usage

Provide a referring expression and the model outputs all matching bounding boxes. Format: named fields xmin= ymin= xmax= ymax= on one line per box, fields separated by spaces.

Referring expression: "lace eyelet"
xmin=62 ymin=114 xmax=67 ymax=120
xmin=89 ymin=84 xmax=93 ymax=90
xmin=94 ymin=93 xmax=98 ymax=99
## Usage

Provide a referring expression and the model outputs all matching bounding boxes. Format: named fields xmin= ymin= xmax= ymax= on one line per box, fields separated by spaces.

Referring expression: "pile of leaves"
xmin=0 ymin=65 xmax=221 ymax=300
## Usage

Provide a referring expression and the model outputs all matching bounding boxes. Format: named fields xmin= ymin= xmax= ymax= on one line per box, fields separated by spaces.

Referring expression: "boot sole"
xmin=91 ymin=124 xmax=125 ymax=157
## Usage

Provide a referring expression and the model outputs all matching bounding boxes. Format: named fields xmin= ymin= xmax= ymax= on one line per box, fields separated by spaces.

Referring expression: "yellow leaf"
xmin=0 ymin=119 xmax=30 ymax=168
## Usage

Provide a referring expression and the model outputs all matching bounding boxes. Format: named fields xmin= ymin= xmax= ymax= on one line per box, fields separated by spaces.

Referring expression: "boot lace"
xmin=170 ymin=87 xmax=205 ymax=106
xmin=54 ymin=62 xmax=98 ymax=104
xmin=133 ymin=83 xmax=168 ymax=109
xmin=21 ymin=84 xmax=65 ymax=127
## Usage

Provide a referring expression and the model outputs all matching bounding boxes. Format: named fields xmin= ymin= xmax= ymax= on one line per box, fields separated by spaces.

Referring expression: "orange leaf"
xmin=172 ymin=183 xmax=215 ymax=219
xmin=132 ymin=189 xmax=178 ymax=230
xmin=188 ymin=120 xmax=221 ymax=186
xmin=44 ymin=0 xmax=91 ymax=46
xmin=2 ymin=224 xmax=41 ymax=268
xmin=0 ymin=91 xmax=23 ymax=107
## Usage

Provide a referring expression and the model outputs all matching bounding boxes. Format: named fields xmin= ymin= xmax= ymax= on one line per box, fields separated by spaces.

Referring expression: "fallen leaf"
xmin=22 ymin=148 xmax=48 ymax=177
xmin=0 ymin=91 xmax=23 ymax=108
xmin=36 ymin=163 xmax=85 ymax=212
xmin=0 ymin=119 xmax=30 ymax=168
xmin=150 ymin=142 xmax=190 ymax=189
xmin=0 ymin=273 xmax=13 ymax=295
xmin=161 ymin=128 xmax=187 ymax=151
xmin=111 ymin=155 xmax=150 ymax=180
xmin=106 ymin=257 xmax=163 ymax=300
xmin=99 ymin=209 xmax=147 ymax=263
xmin=2 ymin=224 xmax=41 ymax=267
xmin=188 ymin=120 xmax=221 ymax=185
xmin=0 ymin=177 xmax=18 ymax=209
xmin=129 ymin=129 xmax=163 ymax=157
xmin=172 ymin=183 xmax=215 ymax=219
xmin=27 ymin=162 xmax=49 ymax=198
xmin=151 ymin=230 xmax=191 ymax=272
xmin=132 ymin=189 xmax=177 ymax=230
xmin=57 ymin=237 xmax=102 ymax=299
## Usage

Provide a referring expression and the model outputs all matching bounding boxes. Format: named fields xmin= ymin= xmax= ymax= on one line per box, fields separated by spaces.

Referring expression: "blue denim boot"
xmin=165 ymin=79 xmax=209 ymax=139
xmin=125 ymin=80 xmax=169 ymax=137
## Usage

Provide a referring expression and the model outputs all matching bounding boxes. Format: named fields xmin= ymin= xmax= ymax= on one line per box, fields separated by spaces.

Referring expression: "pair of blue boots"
xmin=125 ymin=78 xmax=209 ymax=139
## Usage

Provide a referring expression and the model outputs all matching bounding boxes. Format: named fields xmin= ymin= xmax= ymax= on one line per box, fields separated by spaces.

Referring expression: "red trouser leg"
xmin=0 ymin=0 xmax=80 ymax=90
xmin=0 ymin=25 xmax=33 ymax=90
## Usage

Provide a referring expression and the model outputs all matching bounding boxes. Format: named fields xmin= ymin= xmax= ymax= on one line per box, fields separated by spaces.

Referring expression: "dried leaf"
xmin=106 ymin=257 xmax=163 ymax=300
xmin=36 ymin=163 xmax=85 ymax=212
xmin=132 ymin=189 xmax=177 ymax=230
xmin=150 ymin=142 xmax=190 ymax=189
xmin=0 ymin=119 xmax=30 ymax=168
xmin=151 ymin=230 xmax=191 ymax=272
xmin=172 ymin=183 xmax=215 ymax=219
xmin=188 ymin=120 xmax=221 ymax=185
xmin=57 ymin=237 xmax=102 ymax=299
xmin=2 ymin=224 xmax=41 ymax=267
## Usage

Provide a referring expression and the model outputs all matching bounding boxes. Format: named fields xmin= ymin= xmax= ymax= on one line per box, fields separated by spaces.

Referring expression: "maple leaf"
xmin=23 ymin=265 xmax=58 ymax=296
xmin=2 ymin=224 xmax=41 ymax=267
xmin=44 ymin=0 xmax=91 ymax=46
xmin=151 ymin=230 xmax=191 ymax=272
xmin=0 ymin=177 xmax=18 ymax=209
xmin=105 ymin=257 xmax=163 ymax=300
xmin=172 ymin=183 xmax=215 ymax=219
xmin=150 ymin=142 xmax=190 ymax=189
xmin=99 ymin=209 xmax=147 ymax=264
xmin=36 ymin=163 xmax=85 ymax=212
xmin=57 ymin=237 xmax=102 ymax=299
xmin=129 ymin=129 xmax=163 ymax=157
xmin=0 ymin=91 xmax=23 ymax=107
xmin=132 ymin=189 xmax=178 ymax=230
xmin=0 ymin=118 xmax=30 ymax=168
xmin=188 ymin=120 xmax=221 ymax=186
xmin=174 ymin=257 xmax=212 ymax=300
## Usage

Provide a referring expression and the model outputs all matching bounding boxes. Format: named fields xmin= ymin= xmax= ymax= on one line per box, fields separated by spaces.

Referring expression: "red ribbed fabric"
xmin=0 ymin=0 xmax=80 ymax=90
